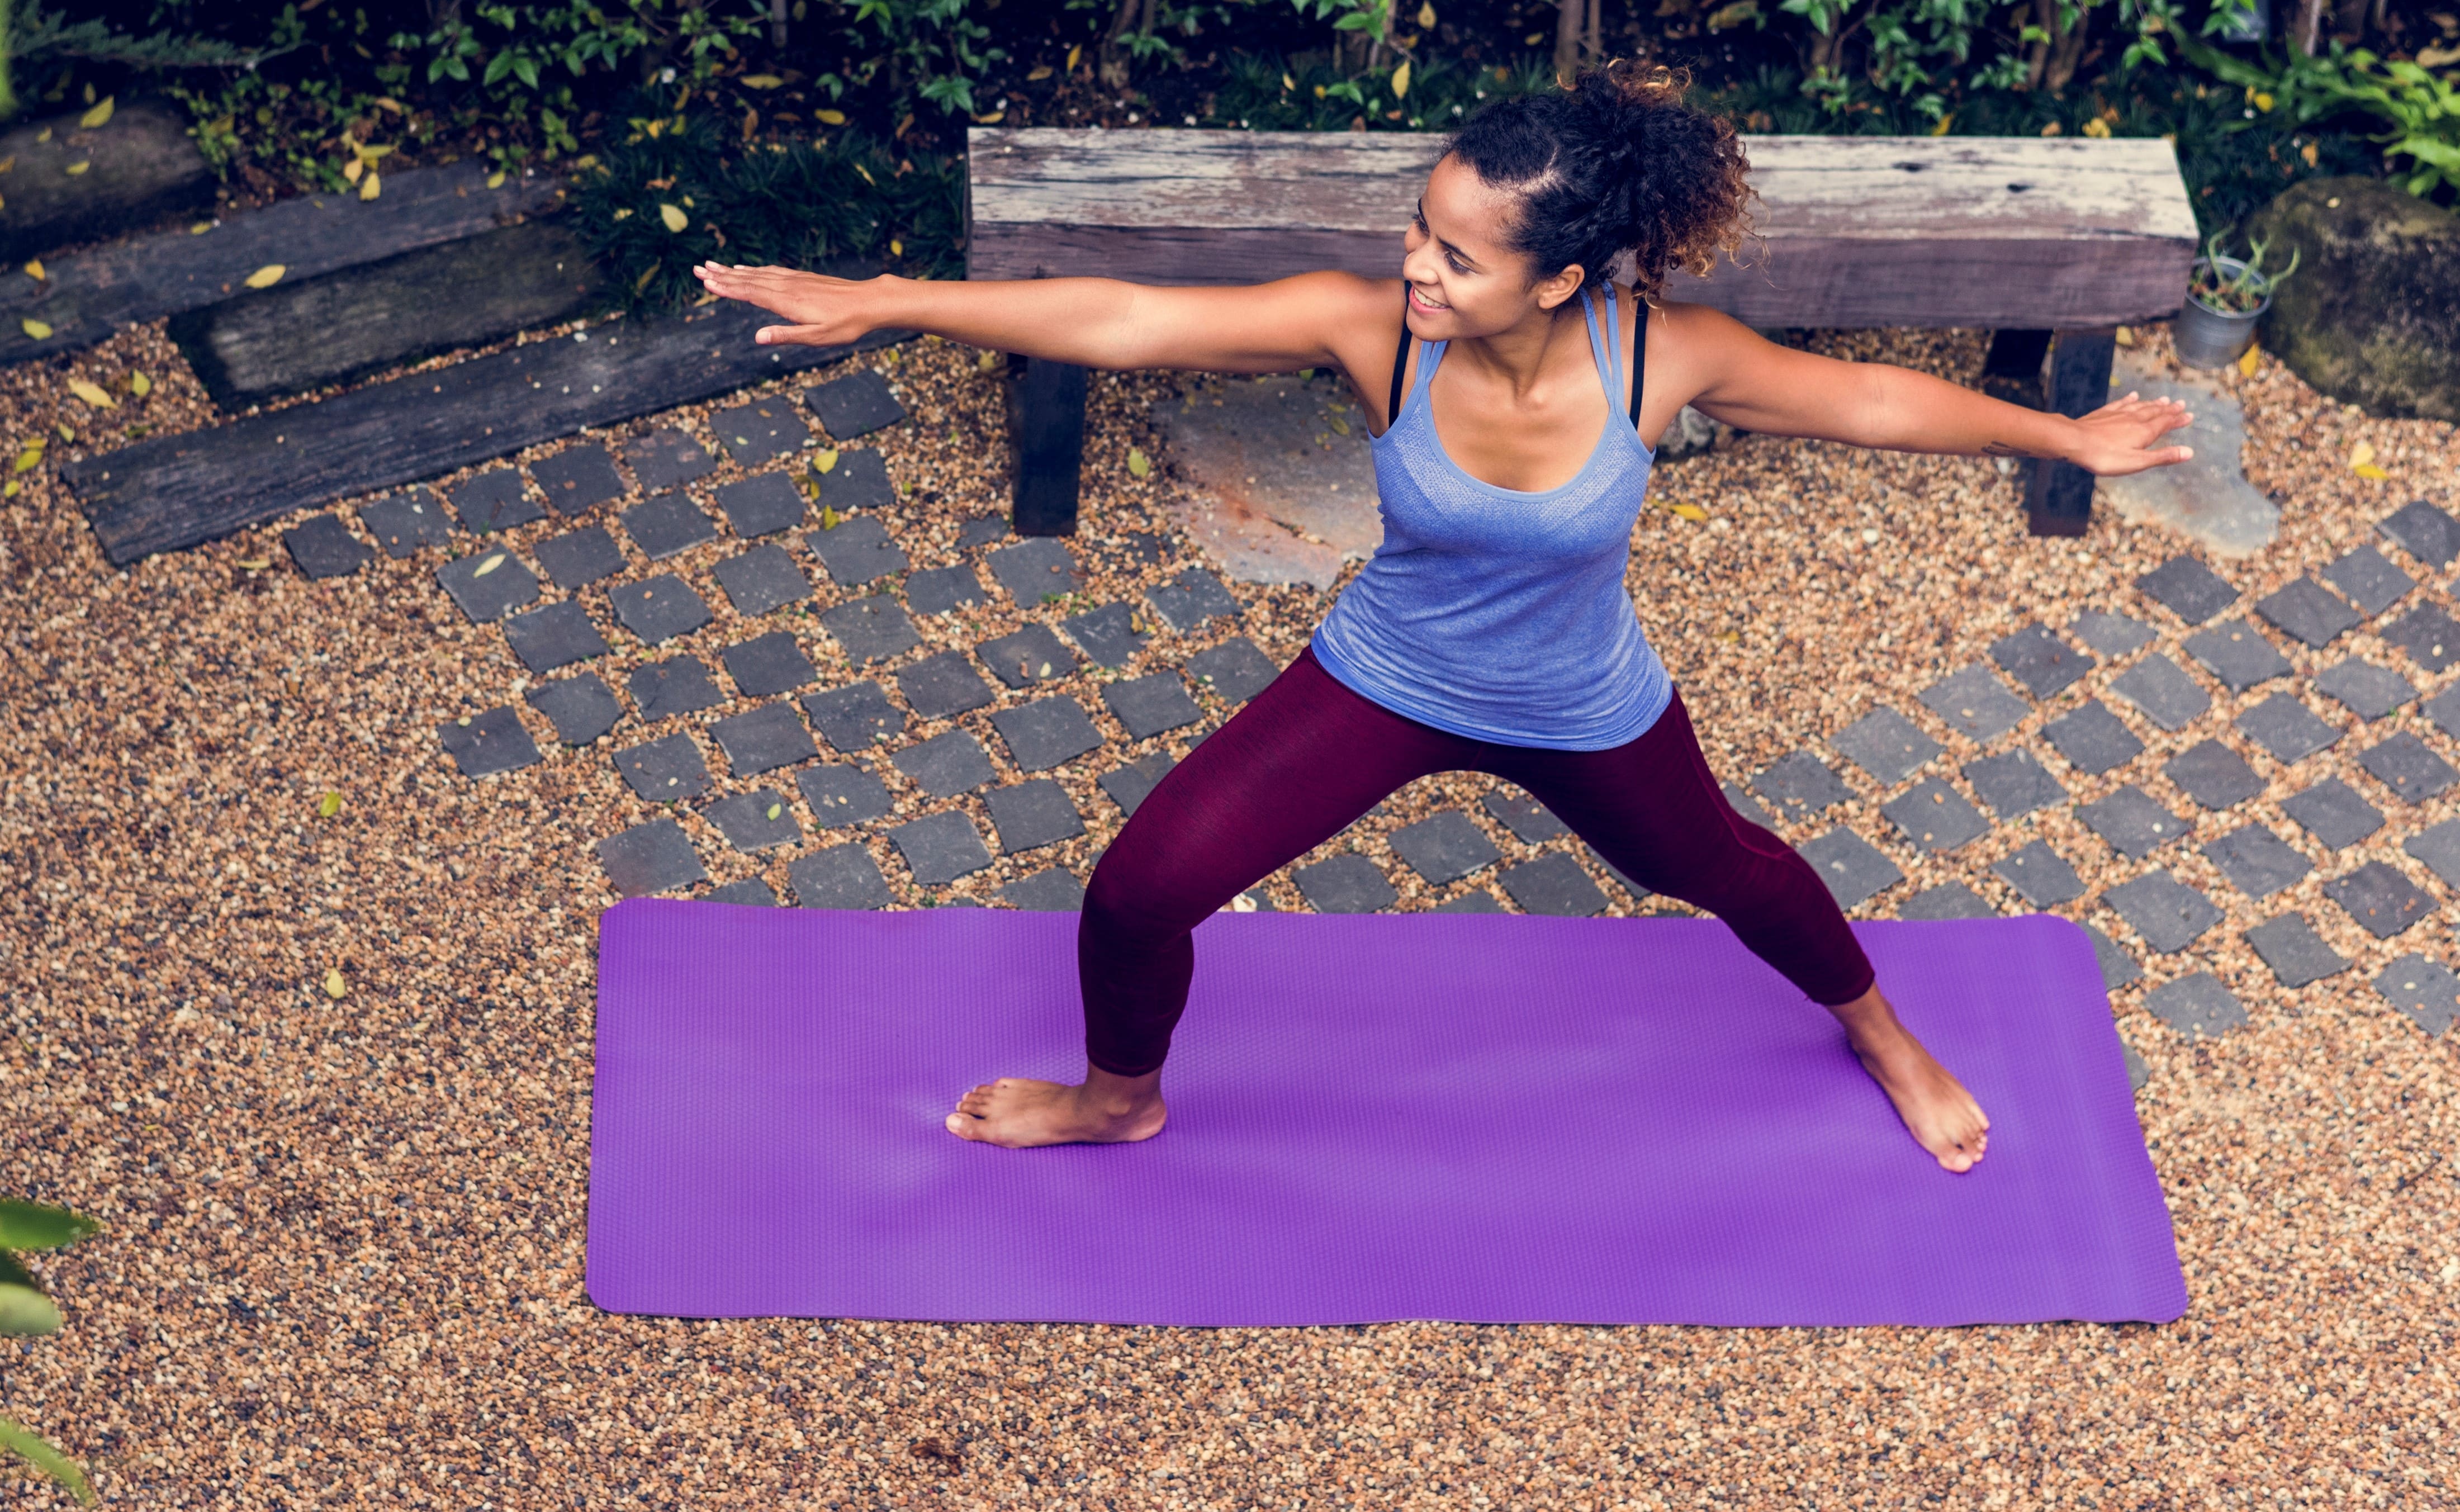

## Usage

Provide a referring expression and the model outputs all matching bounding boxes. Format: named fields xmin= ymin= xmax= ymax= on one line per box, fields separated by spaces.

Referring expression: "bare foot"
xmin=944 ymin=1065 xmax=1167 ymax=1148
xmin=1826 ymin=986 xmax=1989 ymax=1173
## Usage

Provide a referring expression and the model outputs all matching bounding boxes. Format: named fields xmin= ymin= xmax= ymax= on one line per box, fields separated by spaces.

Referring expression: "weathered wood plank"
xmin=65 ymin=298 xmax=906 ymax=566
xmin=0 ymin=99 xmax=214 ymax=264
xmin=966 ymin=129 xmax=2199 ymax=328
xmin=169 ymin=218 xmax=609 ymax=410
xmin=0 ymin=160 xmax=567 ymax=363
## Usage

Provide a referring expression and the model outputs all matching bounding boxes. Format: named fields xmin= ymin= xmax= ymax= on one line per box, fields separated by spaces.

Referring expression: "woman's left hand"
xmin=2066 ymin=392 xmax=2196 ymax=476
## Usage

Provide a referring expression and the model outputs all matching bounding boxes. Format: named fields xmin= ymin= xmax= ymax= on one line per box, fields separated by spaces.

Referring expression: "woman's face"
xmin=1401 ymin=153 xmax=1585 ymax=339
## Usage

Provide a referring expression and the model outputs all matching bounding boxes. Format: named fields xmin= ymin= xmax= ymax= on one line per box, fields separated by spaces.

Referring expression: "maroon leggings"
xmin=1078 ymin=647 xmax=1876 ymax=1077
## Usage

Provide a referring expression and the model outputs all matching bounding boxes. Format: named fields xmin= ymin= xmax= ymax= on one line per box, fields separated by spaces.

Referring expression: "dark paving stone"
xmin=802 ymin=681 xmax=906 ymax=753
xmin=889 ymin=809 xmax=992 ymax=887
xmin=2243 ymin=913 xmax=2348 ymax=989
xmin=1002 ymin=866 xmax=1086 ymax=912
xmin=817 ymin=595 xmax=919 ymax=663
xmin=527 ymin=672 xmax=622 ymax=745
xmin=721 ymin=630 xmax=817 ymax=698
xmin=2104 ymin=870 xmax=2222 ymax=953
xmin=1829 ymin=706 xmax=1941 ymax=784
xmin=2359 ymin=731 xmax=2458 ymax=804
xmin=613 ymin=731 xmax=711 ymax=802
xmin=608 ymin=573 xmax=712 ymax=644
xmin=1722 ymin=780 xmax=1779 ymax=831
xmin=1187 ymin=638 xmax=1279 ymax=705
xmin=1295 ymin=853 xmax=1399 ymax=913
xmin=2235 ymin=692 xmax=2340 ymax=764
xmin=2108 ymin=655 xmax=2210 ymax=733
xmin=359 ymin=489 xmax=454 ymax=558
xmin=710 ymin=702 xmax=817 ymax=778
xmin=533 ymin=524 xmax=627 ymax=591
xmin=817 ymin=448 xmax=896 ymax=513
xmin=1390 ymin=810 xmax=1501 ymax=885
xmin=711 ymin=397 xmax=812 ymax=465
xmin=2320 ymin=544 xmax=2412 ymax=615
xmin=906 ymin=563 xmax=987 ymax=615
xmin=2125 ymin=1043 xmax=2150 ymax=1092
xmin=2082 ymin=922 xmax=2141 ymax=989
xmin=2314 ymin=658 xmax=2415 ymax=721
xmin=437 ymin=705 xmax=541 ymax=778
xmin=711 ymin=543 xmax=810 ymax=618
xmin=805 ymin=369 xmax=907 ymax=439
xmin=623 ymin=427 xmax=715 ymax=491
xmin=627 ymin=657 xmax=723 ymax=721
xmin=1918 ymin=664 xmax=2028 ymax=742
xmin=1496 ymin=852 xmax=1606 ymax=917
xmin=1107 ymin=530 xmax=1168 ymax=565
xmin=2324 ymin=860 xmax=2435 ymax=939
xmin=788 ymin=843 xmax=892 ymax=909
xmin=957 ymin=513 xmax=1012 ymax=549
xmin=1147 ymin=567 xmax=1241 ymax=632
xmin=985 ymin=779 xmax=1083 ymax=853
xmin=1880 ymin=778 xmax=1989 ymax=852
xmin=2373 ymin=954 xmax=2460 ymax=1036
xmin=2255 ymin=576 xmax=2362 ymax=650
xmin=807 ymin=514 xmax=909 ymax=587
xmin=893 ymin=729 xmax=996 ymax=797
xmin=1100 ymin=752 xmax=1176 ymax=818
xmin=1962 ymin=749 xmax=2066 ymax=819
xmin=2404 ymin=818 xmax=2460 ymax=890
xmin=1750 ymin=751 xmax=1853 ymax=821
xmin=978 ymin=623 xmax=1079 ymax=689
xmin=2281 ymin=777 xmax=2385 ymax=850
xmin=2425 ymin=683 xmax=2460 ymax=741
xmin=1798 ymin=828 xmax=1902 ymax=909
xmin=2069 ymin=609 xmax=2155 ymax=658
xmin=502 ymin=600 xmax=608 ymax=674
xmin=2376 ymin=498 xmax=2460 ymax=568
xmin=710 ymin=472 xmax=806 ymax=538
xmin=2183 ymin=618 xmax=2292 ymax=693
xmin=708 ymin=876 xmax=780 ymax=907
xmin=283 ymin=513 xmax=373 ymax=579
xmin=1063 ymin=601 xmax=1149 ymax=668
xmin=532 ymin=444 xmax=624 ymax=516
xmin=449 ymin=467 xmax=543 ymax=533
xmin=2078 ymin=786 xmax=2190 ymax=859
xmin=2145 ymin=973 xmax=2246 ymax=1039
xmin=898 ymin=650 xmax=996 ymax=721
xmin=2135 ymin=555 xmax=2238 ymax=624
xmin=596 ymin=818 xmax=707 ymax=898
xmin=992 ymin=696 xmax=1104 ymax=772
xmin=1435 ymin=889 xmax=1506 ymax=913
xmin=1104 ymin=673 xmax=1202 ymax=740
xmin=1989 ymin=622 xmax=2094 ymax=698
xmin=437 ymin=546 xmax=541 ymax=623
xmin=987 ymin=537 xmax=1082 ymax=604
xmin=2042 ymin=700 xmax=2147 ymax=774
xmin=1993 ymin=839 xmax=2083 ymax=907
xmin=2381 ymin=602 xmax=2460 ymax=674
xmin=2163 ymin=738 xmax=2263 ymax=810
xmin=620 ymin=491 xmax=721 ymax=560
xmin=1483 ymin=787 xmax=1567 ymax=842
xmin=701 ymin=788 xmax=802 ymax=851
xmin=1899 ymin=882 xmax=1996 ymax=920
xmin=2201 ymin=824 xmax=2312 ymax=899
xmin=797 ymin=762 xmax=893 ymax=828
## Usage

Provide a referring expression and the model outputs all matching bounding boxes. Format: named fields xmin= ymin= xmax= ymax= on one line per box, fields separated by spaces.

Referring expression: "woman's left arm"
xmin=1657 ymin=302 xmax=2195 ymax=477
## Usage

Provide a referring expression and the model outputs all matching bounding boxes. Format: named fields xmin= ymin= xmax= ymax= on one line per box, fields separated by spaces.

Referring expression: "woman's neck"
xmin=1444 ymin=286 xmax=1606 ymax=406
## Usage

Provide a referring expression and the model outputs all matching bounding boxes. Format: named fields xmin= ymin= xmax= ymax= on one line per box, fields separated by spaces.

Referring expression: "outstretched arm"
xmin=1656 ymin=303 xmax=2194 ymax=477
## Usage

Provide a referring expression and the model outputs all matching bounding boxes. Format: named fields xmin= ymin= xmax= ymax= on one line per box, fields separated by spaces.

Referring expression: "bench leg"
xmin=2024 ymin=326 xmax=2116 ymax=538
xmin=1007 ymin=355 xmax=1086 ymax=537
xmin=1979 ymin=328 xmax=2053 ymax=407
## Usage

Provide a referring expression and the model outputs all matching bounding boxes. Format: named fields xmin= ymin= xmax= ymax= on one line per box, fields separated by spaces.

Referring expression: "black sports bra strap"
xmin=1388 ymin=288 xmax=1414 ymax=429
xmin=1627 ymin=293 xmax=1647 ymax=429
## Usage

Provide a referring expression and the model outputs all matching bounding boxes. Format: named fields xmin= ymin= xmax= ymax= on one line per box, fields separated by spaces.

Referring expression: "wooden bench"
xmin=965 ymin=127 xmax=2198 ymax=538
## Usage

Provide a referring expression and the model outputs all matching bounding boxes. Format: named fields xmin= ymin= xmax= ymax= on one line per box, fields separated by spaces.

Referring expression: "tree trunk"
xmin=1555 ymin=0 xmax=1584 ymax=78
xmin=1585 ymin=0 xmax=1601 ymax=68
xmin=2045 ymin=1 xmax=2090 ymax=90
xmin=769 ymin=0 xmax=788 ymax=48
xmin=1097 ymin=0 xmax=1140 ymax=88
xmin=2293 ymin=0 xmax=2325 ymax=53
xmin=2331 ymin=0 xmax=2366 ymax=41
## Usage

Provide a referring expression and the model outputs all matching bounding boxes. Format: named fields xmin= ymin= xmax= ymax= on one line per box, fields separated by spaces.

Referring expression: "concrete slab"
xmin=1151 ymin=377 xmax=1383 ymax=590
xmin=2096 ymin=348 xmax=2279 ymax=560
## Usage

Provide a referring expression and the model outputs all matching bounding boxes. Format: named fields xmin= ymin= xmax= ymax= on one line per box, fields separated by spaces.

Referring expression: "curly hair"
xmin=1444 ymin=60 xmax=1755 ymax=307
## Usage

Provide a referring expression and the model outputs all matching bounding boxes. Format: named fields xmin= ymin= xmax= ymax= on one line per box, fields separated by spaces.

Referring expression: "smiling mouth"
xmin=1407 ymin=284 xmax=1449 ymax=312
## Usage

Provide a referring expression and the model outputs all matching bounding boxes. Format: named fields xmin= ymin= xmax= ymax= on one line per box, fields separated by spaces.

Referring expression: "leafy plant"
xmin=2178 ymin=32 xmax=2460 ymax=201
xmin=1 ymin=1198 xmax=99 ymax=1506
xmin=0 ymin=0 xmax=290 ymax=121
xmin=850 ymin=0 xmax=1005 ymax=114
xmin=2189 ymin=229 xmax=2298 ymax=311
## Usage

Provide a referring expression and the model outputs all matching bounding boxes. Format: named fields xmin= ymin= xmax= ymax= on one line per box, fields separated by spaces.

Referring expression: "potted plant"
xmin=2174 ymin=233 xmax=2300 ymax=369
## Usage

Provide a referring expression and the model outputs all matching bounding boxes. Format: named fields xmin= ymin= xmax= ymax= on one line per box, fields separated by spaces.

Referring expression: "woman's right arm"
xmin=692 ymin=262 xmax=1400 ymax=383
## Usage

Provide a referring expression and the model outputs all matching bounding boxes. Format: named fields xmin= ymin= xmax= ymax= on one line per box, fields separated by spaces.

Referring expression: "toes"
xmin=944 ymin=1112 xmax=977 ymax=1140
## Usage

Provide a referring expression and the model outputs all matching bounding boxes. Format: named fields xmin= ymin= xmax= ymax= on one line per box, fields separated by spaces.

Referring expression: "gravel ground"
xmin=2 ymin=316 xmax=2456 ymax=1509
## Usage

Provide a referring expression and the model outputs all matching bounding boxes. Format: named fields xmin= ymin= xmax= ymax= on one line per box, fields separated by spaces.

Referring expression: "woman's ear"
xmin=1534 ymin=263 xmax=1585 ymax=312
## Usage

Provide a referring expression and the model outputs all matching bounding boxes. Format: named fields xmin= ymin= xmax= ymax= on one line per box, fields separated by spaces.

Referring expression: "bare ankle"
xmin=1079 ymin=1065 xmax=1163 ymax=1118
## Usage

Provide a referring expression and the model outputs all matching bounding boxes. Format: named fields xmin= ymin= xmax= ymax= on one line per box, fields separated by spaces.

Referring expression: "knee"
xmin=1083 ymin=841 xmax=1210 ymax=945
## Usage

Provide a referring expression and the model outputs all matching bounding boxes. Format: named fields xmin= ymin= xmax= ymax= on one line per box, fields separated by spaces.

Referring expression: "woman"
xmin=696 ymin=64 xmax=2192 ymax=1173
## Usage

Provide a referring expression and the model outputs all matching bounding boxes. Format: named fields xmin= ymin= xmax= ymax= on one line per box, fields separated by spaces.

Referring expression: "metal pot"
xmin=2174 ymin=255 xmax=2273 ymax=369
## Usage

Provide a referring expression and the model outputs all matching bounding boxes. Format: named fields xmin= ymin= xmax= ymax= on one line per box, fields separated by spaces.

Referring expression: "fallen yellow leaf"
xmin=486 ymin=168 xmax=507 ymax=189
xmin=344 ymin=156 xmax=364 ymax=183
xmin=1391 ymin=60 xmax=1412 ymax=99
xmin=633 ymin=262 xmax=660 ymax=293
xmin=373 ymin=96 xmax=405 ymax=114
xmin=359 ymin=170 xmax=380 ymax=201
xmin=2113 ymin=325 xmax=2135 ymax=347
xmin=319 ymin=790 xmax=342 ymax=817
xmin=977 ymin=349 xmax=997 ymax=371
xmin=21 ymin=258 xmax=42 ymax=281
xmin=1127 ymin=448 xmax=1151 ymax=478
xmin=129 ymin=372 xmax=151 ymax=397
xmin=1418 ymin=0 xmax=1437 ymax=25
xmin=79 ymin=96 xmax=114 ymax=129
xmin=814 ymin=447 xmax=840 ymax=473
xmin=2237 ymin=343 xmax=2260 ymax=376
xmin=659 ymin=202 xmax=688 ymax=233
xmin=2349 ymin=440 xmax=2377 ymax=468
xmin=816 ymin=108 xmax=847 ymax=125
xmin=821 ymin=505 xmax=841 ymax=530
xmin=474 ymin=552 xmax=506 ymax=577
xmin=236 ymin=558 xmax=270 ymax=570
xmin=243 ymin=264 xmax=285 ymax=290
xmin=64 ymin=160 xmax=89 ymax=176
xmin=1670 ymin=503 xmax=1709 ymax=522
xmin=742 ymin=73 xmax=784 ymax=88
xmin=13 ymin=450 xmax=42 ymax=473
xmin=1067 ymin=43 xmax=1083 ymax=70
xmin=189 ymin=221 xmax=211 ymax=234
xmin=19 ymin=317 xmax=49 ymax=340
xmin=67 ymin=378 xmax=114 ymax=410
xmin=323 ymin=968 xmax=347 ymax=1000
xmin=766 ymin=802 xmax=783 ymax=820
xmin=0 ymin=156 xmax=12 ymax=173
xmin=1026 ymin=65 xmax=1053 ymax=80
xmin=889 ymin=238 xmax=904 ymax=256
xmin=2 ymin=481 xmax=16 ymax=497
xmin=2354 ymin=463 xmax=2390 ymax=480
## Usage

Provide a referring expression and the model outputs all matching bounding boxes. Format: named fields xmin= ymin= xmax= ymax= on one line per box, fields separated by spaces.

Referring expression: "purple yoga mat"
xmin=587 ymin=902 xmax=2186 ymax=1327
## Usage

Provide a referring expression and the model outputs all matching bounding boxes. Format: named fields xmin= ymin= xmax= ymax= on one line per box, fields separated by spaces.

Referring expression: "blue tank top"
xmin=1309 ymin=284 xmax=1671 ymax=751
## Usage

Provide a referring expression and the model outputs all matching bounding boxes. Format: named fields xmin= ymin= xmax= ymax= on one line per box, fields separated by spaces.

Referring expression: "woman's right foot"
xmin=1826 ymin=986 xmax=1989 ymax=1173
xmin=944 ymin=1076 xmax=1168 ymax=1148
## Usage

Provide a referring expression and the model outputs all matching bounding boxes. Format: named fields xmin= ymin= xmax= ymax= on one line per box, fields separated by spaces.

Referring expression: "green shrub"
xmin=1 ymin=1197 xmax=100 ymax=1506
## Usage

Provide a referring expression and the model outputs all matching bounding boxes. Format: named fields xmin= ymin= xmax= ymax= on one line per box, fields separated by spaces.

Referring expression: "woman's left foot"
xmin=1846 ymin=1020 xmax=1988 ymax=1172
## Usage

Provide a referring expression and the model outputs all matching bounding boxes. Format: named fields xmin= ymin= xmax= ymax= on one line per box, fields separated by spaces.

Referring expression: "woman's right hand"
xmin=692 ymin=263 xmax=882 ymax=347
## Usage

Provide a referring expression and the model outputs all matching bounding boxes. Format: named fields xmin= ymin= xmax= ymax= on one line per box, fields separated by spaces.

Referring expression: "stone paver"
xmin=1798 ymin=828 xmax=1901 ymax=909
xmin=897 ymin=651 xmax=996 ymax=721
xmin=2078 ymin=785 xmax=2190 ymax=859
xmin=2069 ymin=609 xmax=2154 ymax=657
xmin=501 ymin=600 xmax=608 ymax=674
xmin=2201 ymin=824 xmax=2312 ymax=899
xmin=2108 ymin=655 xmax=2210 ymax=733
xmin=2375 ymin=499 xmax=2460 ymax=568
xmin=1880 ymin=778 xmax=1988 ymax=852
xmin=1723 ymin=781 xmax=1778 ymax=830
xmin=2425 ymin=685 xmax=2460 ymax=741
xmin=1389 ymin=810 xmax=1501 ymax=885
xmin=2135 ymin=556 xmax=2237 ymax=624
xmin=2163 ymin=738 xmax=2263 ymax=810
xmin=1961 ymin=749 xmax=2066 ymax=819
xmin=2183 ymin=619 xmax=2291 ymax=693
xmin=893 ymin=729 xmax=995 ymax=797
xmin=956 ymin=514 xmax=1011 ymax=549
xmin=2373 ymin=954 xmax=2460 ymax=1035
xmin=807 ymin=514 xmax=909 ymax=587
xmin=2402 ymin=818 xmax=2460 ymax=889
xmin=628 ymin=657 xmax=723 ymax=720
xmin=613 ymin=732 xmax=710 ymax=802
xmin=1435 ymin=889 xmax=1506 ymax=913
xmin=596 ymin=818 xmax=707 ymax=897
xmin=708 ymin=877 xmax=780 ymax=907
xmin=2042 ymin=700 xmax=2145 ymax=774
xmin=609 ymin=573 xmax=711 ymax=644
xmin=1993 ymin=839 xmax=2084 ymax=907
xmin=1497 ymin=852 xmax=1606 ymax=917
xmin=701 ymin=789 xmax=802 ymax=852
xmin=1829 ymin=707 xmax=1940 ymax=785
xmin=527 ymin=674 xmax=622 ymax=745
xmin=438 ymin=546 xmax=542 ymax=623
xmin=1989 ymin=623 xmax=2093 ymax=698
xmin=2083 ymin=922 xmax=2142 ymax=989
xmin=817 ymin=595 xmax=918 ymax=663
xmin=2381 ymin=603 xmax=2460 ymax=674
xmin=2253 ymin=577 xmax=2360 ymax=649
xmin=2323 ymin=861 xmax=2433 ymax=940
xmin=1482 ymin=788 xmax=1566 ymax=843
xmin=1061 ymin=602 xmax=1147 ymax=667
xmin=797 ymin=763 xmax=892 ymax=828
xmin=358 ymin=490 xmax=453 ymax=558
xmin=621 ymin=491 xmax=721 ymax=560
xmin=978 ymin=624 xmax=1079 ymax=689
xmin=805 ymin=368 xmax=907 ymax=438
xmin=1098 ymin=752 xmax=1175 ymax=818
xmin=2280 ymin=776 xmax=2385 ymax=849
xmin=1899 ymin=882 xmax=1996 ymax=919
xmin=788 ymin=843 xmax=891 ymax=909
xmin=2358 ymin=731 xmax=2457 ymax=804
xmin=906 ymin=563 xmax=987 ymax=615
xmin=984 ymin=779 xmax=1084 ymax=854
xmin=624 ymin=428 xmax=715 ymax=491
xmin=2243 ymin=913 xmax=2348 ymax=988
xmin=711 ymin=397 xmax=812 ymax=464
xmin=889 ymin=810 xmax=992 ymax=887
xmin=819 ymin=450 xmax=897 ymax=513
xmin=711 ymin=473 xmax=807 ymax=538
xmin=1001 ymin=868 xmax=1087 ymax=911
xmin=2320 ymin=544 xmax=2412 ymax=615
xmin=450 ymin=468 xmax=544 ymax=533
xmin=1187 ymin=638 xmax=1279 ymax=705
xmin=1294 ymin=853 xmax=1397 ymax=913
xmin=2144 ymin=973 xmax=2246 ymax=1037
xmin=1147 ymin=567 xmax=1241 ymax=632
xmin=1750 ymin=751 xmax=1852 ymax=821
xmin=2103 ymin=870 xmax=2223 ymax=953
xmin=990 ymin=696 xmax=1103 ymax=772
xmin=2235 ymin=693 xmax=2339 ymax=763
xmin=1103 ymin=674 xmax=1202 ymax=741
xmin=987 ymin=538 xmax=1082 ymax=603
xmin=709 ymin=702 xmax=817 ymax=778
xmin=437 ymin=705 xmax=539 ymax=778
xmin=2314 ymin=659 xmax=2415 ymax=721
xmin=534 ymin=525 xmax=627 ymax=591
xmin=712 ymin=544 xmax=810 ymax=618
xmin=1918 ymin=665 xmax=2028 ymax=742
xmin=532 ymin=444 xmax=624 ymax=516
